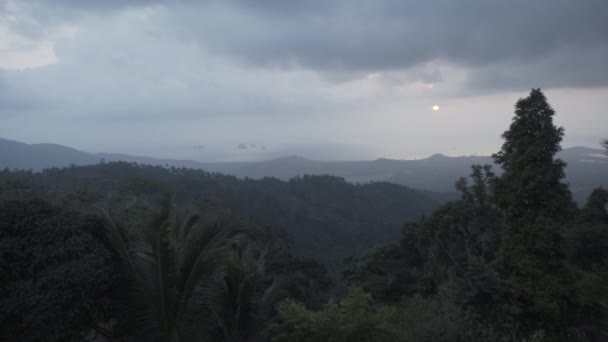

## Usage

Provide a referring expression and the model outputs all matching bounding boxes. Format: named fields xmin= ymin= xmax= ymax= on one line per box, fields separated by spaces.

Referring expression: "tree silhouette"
xmin=492 ymin=89 xmax=576 ymax=338
xmin=493 ymin=88 xmax=576 ymax=224
xmin=103 ymin=195 xmax=242 ymax=341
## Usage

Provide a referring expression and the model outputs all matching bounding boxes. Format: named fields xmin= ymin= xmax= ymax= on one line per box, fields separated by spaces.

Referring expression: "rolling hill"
xmin=1 ymin=137 xmax=606 ymax=203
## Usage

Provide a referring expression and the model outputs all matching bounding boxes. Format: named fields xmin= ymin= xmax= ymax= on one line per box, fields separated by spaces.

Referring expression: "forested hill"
xmin=2 ymin=137 xmax=606 ymax=203
xmin=0 ymin=162 xmax=439 ymax=270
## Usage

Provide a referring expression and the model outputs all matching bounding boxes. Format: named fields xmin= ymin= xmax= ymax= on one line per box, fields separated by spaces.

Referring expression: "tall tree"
xmin=493 ymin=88 xmax=576 ymax=224
xmin=579 ymin=188 xmax=608 ymax=225
xmin=492 ymin=89 xmax=577 ymax=338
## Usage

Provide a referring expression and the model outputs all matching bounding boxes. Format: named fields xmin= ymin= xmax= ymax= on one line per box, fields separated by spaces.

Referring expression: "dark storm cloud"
xmin=466 ymin=46 xmax=608 ymax=91
xmin=28 ymin=0 xmax=166 ymax=11
xmin=9 ymin=0 xmax=608 ymax=90
xmin=174 ymin=0 xmax=608 ymax=89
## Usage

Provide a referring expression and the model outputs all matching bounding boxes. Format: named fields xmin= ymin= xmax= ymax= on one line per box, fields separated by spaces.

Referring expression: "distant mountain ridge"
xmin=1 ymin=137 xmax=606 ymax=203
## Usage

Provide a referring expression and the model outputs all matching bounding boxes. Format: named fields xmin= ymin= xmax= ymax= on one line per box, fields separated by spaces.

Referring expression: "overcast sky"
xmin=1 ymin=0 xmax=607 ymax=161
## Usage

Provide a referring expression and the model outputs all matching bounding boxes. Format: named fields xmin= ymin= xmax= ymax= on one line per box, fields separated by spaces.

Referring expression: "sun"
xmin=432 ymin=105 xmax=440 ymax=111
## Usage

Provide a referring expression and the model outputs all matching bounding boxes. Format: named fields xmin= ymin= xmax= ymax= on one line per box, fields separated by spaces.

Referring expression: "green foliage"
xmin=390 ymin=295 xmax=479 ymax=342
xmin=575 ymin=263 xmax=608 ymax=340
xmin=118 ymin=176 xmax=163 ymax=196
xmin=342 ymin=244 xmax=418 ymax=301
xmin=104 ymin=195 xmax=237 ymax=340
xmin=491 ymin=89 xmax=579 ymax=338
xmin=104 ymin=195 xmax=282 ymax=341
xmin=213 ymin=241 xmax=278 ymax=341
xmin=0 ymin=174 xmax=31 ymax=190
xmin=579 ymin=187 xmax=608 ymax=224
xmin=494 ymin=218 xmax=576 ymax=336
xmin=269 ymin=288 xmax=398 ymax=342
xmin=566 ymin=223 xmax=608 ymax=272
xmin=0 ymin=200 xmax=116 ymax=342
xmin=271 ymin=289 xmax=511 ymax=342
xmin=493 ymin=88 xmax=576 ymax=224
xmin=401 ymin=164 xmax=503 ymax=290
xmin=567 ymin=188 xmax=608 ymax=339
xmin=267 ymin=252 xmax=332 ymax=309
xmin=0 ymin=162 xmax=439 ymax=272
xmin=269 ymin=300 xmax=317 ymax=341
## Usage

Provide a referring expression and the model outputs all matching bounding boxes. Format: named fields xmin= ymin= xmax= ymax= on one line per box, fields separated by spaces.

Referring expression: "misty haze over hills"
xmin=2 ymin=137 xmax=606 ymax=204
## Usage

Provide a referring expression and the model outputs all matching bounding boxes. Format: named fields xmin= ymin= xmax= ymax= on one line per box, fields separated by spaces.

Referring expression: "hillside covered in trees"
xmin=1 ymin=89 xmax=607 ymax=341
xmin=0 ymin=162 xmax=439 ymax=272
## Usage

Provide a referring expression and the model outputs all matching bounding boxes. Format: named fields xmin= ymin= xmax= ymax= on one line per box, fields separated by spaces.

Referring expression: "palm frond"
xmin=175 ymin=220 xmax=237 ymax=319
xmin=101 ymin=208 xmax=136 ymax=275
xmin=101 ymin=209 xmax=164 ymax=337
xmin=211 ymin=240 xmax=277 ymax=341
xmin=102 ymin=196 xmax=260 ymax=341
xmin=105 ymin=196 xmax=181 ymax=340
xmin=176 ymin=213 xmax=200 ymax=245
xmin=145 ymin=216 xmax=178 ymax=339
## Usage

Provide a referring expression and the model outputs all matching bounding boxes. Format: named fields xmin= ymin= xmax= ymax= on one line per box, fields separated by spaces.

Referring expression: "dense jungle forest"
xmin=1 ymin=90 xmax=607 ymax=341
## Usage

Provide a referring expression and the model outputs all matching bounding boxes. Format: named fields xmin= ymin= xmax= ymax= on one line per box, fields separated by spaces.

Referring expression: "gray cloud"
xmin=7 ymin=1 xmax=608 ymax=90
xmin=0 ymin=7 xmax=348 ymax=121
xmin=466 ymin=45 xmax=608 ymax=91
xmin=156 ymin=0 xmax=607 ymax=89
xmin=0 ymin=72 xmax=41 ymax=114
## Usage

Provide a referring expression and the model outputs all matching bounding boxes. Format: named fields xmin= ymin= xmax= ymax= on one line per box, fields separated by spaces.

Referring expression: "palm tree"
xmin=104 ymin=195 xmax=242 ymax=341
xmin=212 ymin=241 xmax=279 ymax=342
